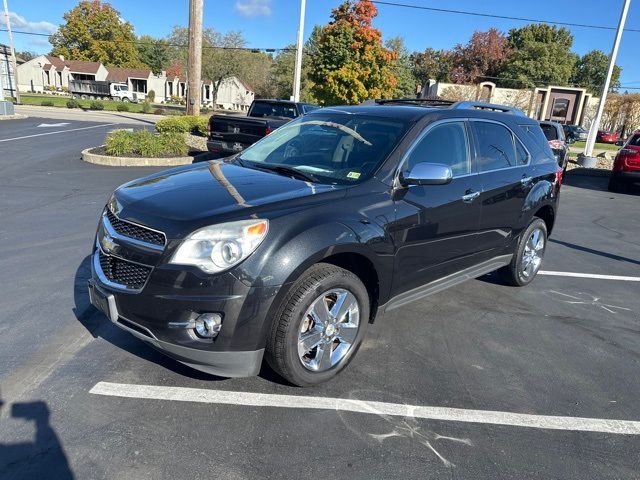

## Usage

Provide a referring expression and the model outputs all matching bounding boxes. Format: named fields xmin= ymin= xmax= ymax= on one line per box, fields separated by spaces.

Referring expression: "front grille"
xmin=105 ymin=208 xmax=165 ymax=247
xmin=98 ymin=250 xmax=152 ymax=290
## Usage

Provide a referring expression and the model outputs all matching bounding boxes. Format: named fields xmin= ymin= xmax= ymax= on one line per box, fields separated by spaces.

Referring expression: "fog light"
xmin=194 ymin=313 xmax=222 ymax=338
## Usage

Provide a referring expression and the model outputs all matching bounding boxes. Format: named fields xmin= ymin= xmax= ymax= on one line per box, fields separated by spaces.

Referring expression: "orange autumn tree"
xmin=310 ymin=0 xmax=397 ymax=105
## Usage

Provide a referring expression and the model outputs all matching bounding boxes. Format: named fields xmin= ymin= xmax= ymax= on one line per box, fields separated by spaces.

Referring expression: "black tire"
xmin=266 ymin=263 xmax=369 ymax=387
xmin=499 ymin=218 xmax=548 ymax=287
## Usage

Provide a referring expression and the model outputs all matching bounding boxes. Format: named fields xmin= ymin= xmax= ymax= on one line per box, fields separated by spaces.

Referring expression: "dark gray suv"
xmin=88 ymin=99 xmax=561 ymax=386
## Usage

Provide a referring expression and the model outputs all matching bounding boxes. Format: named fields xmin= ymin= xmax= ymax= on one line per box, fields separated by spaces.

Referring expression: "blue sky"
xmin=4 ymin=0 xmax=640 ymax=89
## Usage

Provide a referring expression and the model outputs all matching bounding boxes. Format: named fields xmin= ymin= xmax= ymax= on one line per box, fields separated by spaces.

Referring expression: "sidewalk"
xmin=13 ymin=105 xmax=164 ymax=125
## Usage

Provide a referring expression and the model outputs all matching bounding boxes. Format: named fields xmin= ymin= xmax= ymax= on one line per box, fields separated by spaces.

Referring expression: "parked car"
xmin=563 ymin=124 xmax=588 ymax=142
xmin=539 ymin=121 xmax=570 ymax=173
xmin=609 ymin=131 xmax=640 ymax=192
xmin=597 ymin=130 xmax=620 ymax=144
xmin=207 ymin=99 xmax=319 ymax=156
xmin=88 ymin=100 xmax=561 ymax=386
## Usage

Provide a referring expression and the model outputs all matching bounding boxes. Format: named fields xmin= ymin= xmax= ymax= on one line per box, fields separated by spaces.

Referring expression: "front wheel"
xmin=499 ymin=218 xmax=547 ymax=287
xmin=266 ymin=263 xmax=369 ymax=387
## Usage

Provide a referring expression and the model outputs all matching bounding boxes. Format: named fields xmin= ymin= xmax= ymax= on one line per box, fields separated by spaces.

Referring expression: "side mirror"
xmin=400 ymin=163 xmax=453 ymax=186
xmin=615 ymin=140 xmax=624 ymax=147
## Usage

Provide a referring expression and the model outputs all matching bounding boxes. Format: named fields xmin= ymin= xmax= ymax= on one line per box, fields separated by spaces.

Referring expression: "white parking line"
xmin=90 ymin=382 xmax=640 ymax=435
xmin=539 ymin=271 xmax=640 ymax=282
xmin=0 ymin=123 xmax=116 ymax=143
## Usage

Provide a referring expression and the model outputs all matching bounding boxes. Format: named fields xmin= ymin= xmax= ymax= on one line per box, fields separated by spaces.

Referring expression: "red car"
xmin=609 ymin=131 xmax=640 ymax=192
xmin=597 ymin=130 xmax=620 ymax=144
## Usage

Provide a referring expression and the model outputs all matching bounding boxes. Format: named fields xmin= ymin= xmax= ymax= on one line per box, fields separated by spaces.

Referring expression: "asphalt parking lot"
xmin=1 ymin=115 xmax=639 ymax=479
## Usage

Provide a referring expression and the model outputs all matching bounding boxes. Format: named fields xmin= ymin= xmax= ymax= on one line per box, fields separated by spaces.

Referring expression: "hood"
xmin=112 ymin=161 xmax=344 ymax=237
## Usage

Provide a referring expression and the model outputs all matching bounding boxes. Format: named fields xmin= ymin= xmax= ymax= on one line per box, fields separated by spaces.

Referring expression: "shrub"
xmin=153 ymin=108 xmax=166 ymax=115
xmin=66 ymin=99 xmax=80 ymax=109
xmin=147 ymin=90 xmax=155 ymax=103
xmin=141 ymin=101 xmax=152 ymax=114
xmin=41 ymin=100 xmax=54 ymax=107
xmin=89 ymin=100 xmax=104 ymax=110
xmin=105 ymin=130 xmax=188 ymax=158
xmin=116 ymin=102 xmax=130 ymax=112
xmin=156 ymin=115 xmax=208 ymax=136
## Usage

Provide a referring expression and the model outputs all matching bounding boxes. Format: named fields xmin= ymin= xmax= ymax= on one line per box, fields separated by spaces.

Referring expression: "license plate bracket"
xmin=88 ymin=280 xmax=118 ymax=323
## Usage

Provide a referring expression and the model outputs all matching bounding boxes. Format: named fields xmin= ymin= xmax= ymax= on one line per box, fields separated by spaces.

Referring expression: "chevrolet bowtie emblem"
xmin=100 ymin=232 xmax=117 ymax=254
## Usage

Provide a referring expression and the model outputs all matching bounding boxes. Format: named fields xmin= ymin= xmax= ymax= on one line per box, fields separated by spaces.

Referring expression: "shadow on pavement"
xmin=549 ymin=239 xmax=640 ymax=267
xmin=0 ymin=396 xmax=74 ymax=480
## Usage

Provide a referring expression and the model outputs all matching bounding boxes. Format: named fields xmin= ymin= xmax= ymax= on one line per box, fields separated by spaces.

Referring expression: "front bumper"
xmin=89 ymin=241 xmax=278 ymax=377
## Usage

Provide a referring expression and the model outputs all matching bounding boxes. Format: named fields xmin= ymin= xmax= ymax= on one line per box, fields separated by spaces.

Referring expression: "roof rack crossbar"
xmin=450 ymin=101 xmax=527 ymax=117
xmin=374 ymin=98 xmax=455 ymax=107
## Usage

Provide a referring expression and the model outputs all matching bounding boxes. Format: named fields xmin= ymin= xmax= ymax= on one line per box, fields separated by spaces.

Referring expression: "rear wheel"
xmin=266 ymin=263 xmax=369 ymax=387
xmin=499 ymin=218 xmax=547 ymax=287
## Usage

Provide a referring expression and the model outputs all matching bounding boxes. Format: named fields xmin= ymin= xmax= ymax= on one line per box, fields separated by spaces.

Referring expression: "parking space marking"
xmin=0 ymin=123 xmax=116 ymax=143
xmin=90 ymin=382 xmax=640 ymax=435
xmin=539 ymin=271 xmax=640 ymax=282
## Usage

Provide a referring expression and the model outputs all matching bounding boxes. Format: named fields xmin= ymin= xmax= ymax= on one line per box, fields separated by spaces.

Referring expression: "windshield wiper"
xmin=252 ymin=164 xmax=318 ymax=183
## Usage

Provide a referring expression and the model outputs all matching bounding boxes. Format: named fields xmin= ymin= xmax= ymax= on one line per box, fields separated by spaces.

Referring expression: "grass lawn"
xmin=572 ymin=140 xmax=620 ymax=152
xmin=18 ymin=93 xmax=179 ymax=114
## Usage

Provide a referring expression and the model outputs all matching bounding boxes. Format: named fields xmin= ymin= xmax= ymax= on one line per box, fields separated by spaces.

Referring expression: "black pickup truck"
xmin=207 ymin=99 xmax=318 ymax=156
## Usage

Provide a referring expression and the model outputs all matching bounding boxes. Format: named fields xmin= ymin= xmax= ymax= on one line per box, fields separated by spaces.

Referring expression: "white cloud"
xmin=9 ymin=12 xmax=57 ymax=35
xmin=235 ymin=0 xmax=272 ymax=17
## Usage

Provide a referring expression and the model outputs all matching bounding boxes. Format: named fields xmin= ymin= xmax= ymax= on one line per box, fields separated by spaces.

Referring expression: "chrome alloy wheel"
xmin=521 ymin=228 xmax=545 ymax=279
xmin=297 ymin=288 xmax=360 ymax=372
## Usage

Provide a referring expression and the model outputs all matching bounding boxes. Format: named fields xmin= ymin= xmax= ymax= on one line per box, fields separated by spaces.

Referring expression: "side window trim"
xmin=469 ymin=118 xmax=531 ymax=173
xmin=396 ymin=118 xmax=475 ymax=181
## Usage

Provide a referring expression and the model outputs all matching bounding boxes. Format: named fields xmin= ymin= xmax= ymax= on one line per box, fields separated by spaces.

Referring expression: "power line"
xmin=370 ymin=1 xmax=640 ymax=33
xmin=0 ymin=28 xmax=294 ymax=52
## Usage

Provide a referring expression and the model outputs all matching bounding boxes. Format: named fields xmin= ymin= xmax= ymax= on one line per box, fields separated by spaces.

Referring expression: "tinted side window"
xmin=405 ymin=122 xmax=470 ymax=176
xmin=473 ymin=122 xmax=517 ymax=172
xmin=540 ymin=124 xmax=558 ymax=141
xmin=515 ymin=138 xmax=529 ymax=165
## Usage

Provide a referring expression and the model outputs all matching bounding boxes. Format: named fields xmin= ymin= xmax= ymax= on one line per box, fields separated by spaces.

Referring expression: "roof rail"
xmin=450 ymin=101 xmax=527 ymax=116
xmin=373 ymin=98 xmax=455 ymax=107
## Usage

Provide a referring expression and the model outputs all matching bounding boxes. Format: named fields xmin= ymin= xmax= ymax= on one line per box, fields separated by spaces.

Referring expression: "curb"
xmin=81 ymin=146 xmax=193 ymax=167
xmin=0 ymin=114 xmax=28 ymax=121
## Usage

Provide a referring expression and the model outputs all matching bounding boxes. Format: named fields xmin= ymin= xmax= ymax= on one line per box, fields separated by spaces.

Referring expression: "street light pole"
xmin=2 ymin=0 xmax=20 ymax=102
xmin=186 ymin=0 xmax=203 ymax=116
xmin=583 ymin=0 xmax=631 ymax=162
xmin=292 ymin=0 xmax=306 ymax=102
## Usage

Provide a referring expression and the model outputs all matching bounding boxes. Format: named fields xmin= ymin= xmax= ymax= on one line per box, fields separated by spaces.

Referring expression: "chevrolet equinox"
xmin=88 ymin=100 xmax=561 ymax=386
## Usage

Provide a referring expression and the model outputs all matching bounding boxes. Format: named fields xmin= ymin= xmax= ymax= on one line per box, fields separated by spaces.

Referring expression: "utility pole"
xmin=2 ymin=0 xmax=20 ymax=103
xmin=292 ymin=0 xmax=306 ymax=102
xmin=186 ymin=0 xmax=203 ymax=116
xmin=582 ymin=0 xmax=630 ymax=165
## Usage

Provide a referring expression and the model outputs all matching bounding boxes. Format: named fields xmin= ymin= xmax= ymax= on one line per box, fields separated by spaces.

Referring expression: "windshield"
xmin=238 ymin=113 xmax=412 ymax=185
xmin=251 ymin=102 xmax=298 ymax=118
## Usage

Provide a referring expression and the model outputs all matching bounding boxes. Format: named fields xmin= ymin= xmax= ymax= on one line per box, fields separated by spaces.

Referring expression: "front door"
xmin=470 ymin=120 xmax=534 ymax=255
xmin=391 ymin=120 xmax=482 ymax=297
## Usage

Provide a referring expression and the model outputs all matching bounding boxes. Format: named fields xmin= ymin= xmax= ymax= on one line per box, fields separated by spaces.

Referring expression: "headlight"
xmin=170 ymin=219 xmax=268 ymax=273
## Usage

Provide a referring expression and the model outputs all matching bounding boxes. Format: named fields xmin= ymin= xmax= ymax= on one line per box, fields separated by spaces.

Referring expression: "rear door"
xmin=391 ymin=119 xmax=482 ymax=296
xmin=470 ymin=119 xmax=534 ymax=255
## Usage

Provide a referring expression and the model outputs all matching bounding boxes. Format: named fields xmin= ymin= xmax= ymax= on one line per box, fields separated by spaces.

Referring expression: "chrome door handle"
xmin=462 ymin=191 xmax=480 ymax=203
xmin=521 ymin=176 xmax=533 ymax=185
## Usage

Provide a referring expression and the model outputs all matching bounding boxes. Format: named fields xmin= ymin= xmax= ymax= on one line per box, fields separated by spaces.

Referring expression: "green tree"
xmin=386 ymin=37 xmax=418 ymax=97
xmin=310 ymin=0 xmax=397 ymax=105
xmin=501 ymin=24 xmax=578 ymax=88
xmin=572 ymin=50 xmax=621 ymax=94
xmin=49 ymin=0 xmax=142 ymax=67
xmin=410 ymin=48 xmax=454 ymax=85
xmin=137 ymin=35 xmax=170 ymax=74
xmin=270 ymin=27 xmax=321 ymax=102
